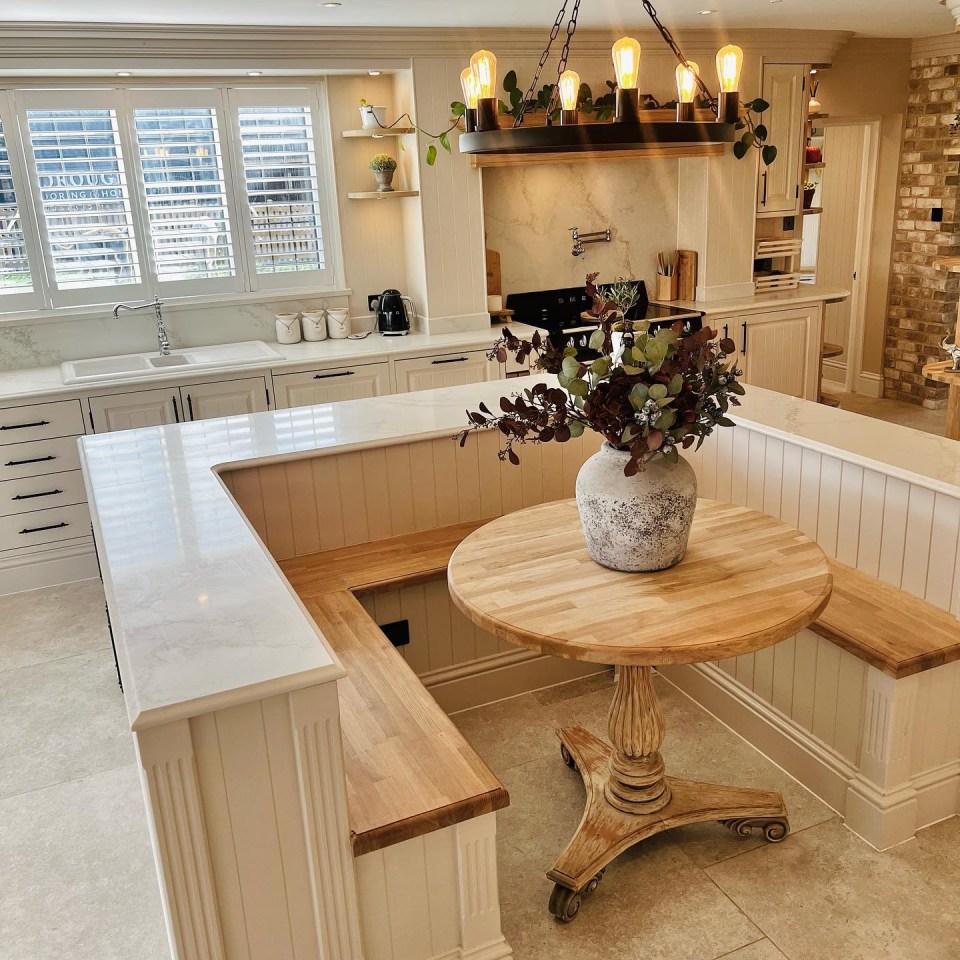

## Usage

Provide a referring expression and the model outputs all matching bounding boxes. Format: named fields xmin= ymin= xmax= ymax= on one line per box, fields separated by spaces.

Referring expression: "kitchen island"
xmin=81 ymin=376 xmax=960 ymax=959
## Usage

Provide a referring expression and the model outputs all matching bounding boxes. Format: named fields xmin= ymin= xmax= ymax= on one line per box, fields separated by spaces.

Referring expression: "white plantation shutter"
xmin=0 ymin=121 xmax=33 ymax=298
xmin=25 ymin=105 xmax=144 ymax=300
xmin=133 ymin=104 xmax=238 ymax=292
xmin=235 ymin=102 xmax=329 ymax=281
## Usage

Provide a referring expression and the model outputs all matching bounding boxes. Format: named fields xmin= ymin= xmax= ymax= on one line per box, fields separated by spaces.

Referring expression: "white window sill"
xmin=0 ymin=285 xmax=353 ymax=327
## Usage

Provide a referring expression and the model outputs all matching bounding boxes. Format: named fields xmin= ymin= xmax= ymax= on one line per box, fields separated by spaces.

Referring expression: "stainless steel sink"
xmin=61 ymin=341 xmax=284 ymax=385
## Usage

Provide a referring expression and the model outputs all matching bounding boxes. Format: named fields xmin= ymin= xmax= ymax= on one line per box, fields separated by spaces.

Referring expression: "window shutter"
xmin=25 ymin=108 xmax=142 ymax=292
xmin=0 ymin=120 xmax=32 ymax=296
xmin=134 ymin=107 xmax=236 ymax=285
xmin=236 ymin=106 xmax=325 ymax=276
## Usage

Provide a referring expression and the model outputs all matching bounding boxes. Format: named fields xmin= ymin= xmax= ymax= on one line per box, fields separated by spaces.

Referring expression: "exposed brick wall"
xmin=885 ymin=55 xmax=960 ymax=407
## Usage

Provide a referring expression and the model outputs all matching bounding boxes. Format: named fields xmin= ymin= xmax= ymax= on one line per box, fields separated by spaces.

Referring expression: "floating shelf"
xmin=468 ymin=142 xmax=725 ymax=168
xmin=347 ymin=190 xmax=420 ymax=200
xmin=802 ymin=206 xmax=823 ymax=216
xmin=756 ymin=237 xmax=803 ymax=258
xmin=804 ymin=161 xmax=826 ymax=169
xmin=945 ymin=146 xmax=960 ymax=157
xmin=342 ymin=127 xmax=416 ymax=138
xmin=934 ymin=256 xmax=960 ymax=273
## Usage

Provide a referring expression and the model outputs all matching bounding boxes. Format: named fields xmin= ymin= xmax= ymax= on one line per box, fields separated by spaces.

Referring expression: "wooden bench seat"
xmin=279 ymin=515 xmax=960 ymax=855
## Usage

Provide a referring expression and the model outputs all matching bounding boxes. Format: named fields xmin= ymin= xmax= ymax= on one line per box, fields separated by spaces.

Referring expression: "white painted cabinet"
xmin=394 ymin=350 xmax=493 ymax=393
xmin=757 ymin=64 xmax=805 ymax=217
xmin=272 ymin=362 xmax=389 ymax=410
xmin=723 ymin=306 xmax=821 ymax=400
xmin=89 ymin=376 xmax=270 ymax=433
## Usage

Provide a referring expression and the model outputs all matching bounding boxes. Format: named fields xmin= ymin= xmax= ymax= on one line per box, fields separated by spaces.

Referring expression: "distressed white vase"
xmin=575 ymin=442 xmax=697 ymax=572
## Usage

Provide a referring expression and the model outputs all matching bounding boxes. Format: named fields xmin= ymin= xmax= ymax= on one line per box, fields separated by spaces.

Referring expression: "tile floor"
xmin=821 ymin=382 xmax=949 ymax=437
xmin=2 ymin=580 xmax=959 ymax=960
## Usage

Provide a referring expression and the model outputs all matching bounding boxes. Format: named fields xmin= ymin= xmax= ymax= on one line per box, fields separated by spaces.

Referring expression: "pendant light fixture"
xmin=460 ymin=67 xmax=481 ymax=133
xmin=458 ymin=0 xmax=742 ymax=160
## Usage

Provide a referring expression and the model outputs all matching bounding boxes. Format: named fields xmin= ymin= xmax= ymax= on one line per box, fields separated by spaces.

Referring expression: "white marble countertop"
xmin=80 ymin=376 xmax=960 ymax=732
xmin=0 ymin=322 xmax=539 ymax=406
xmin=654 ymin=283 xmax=849 ymax=316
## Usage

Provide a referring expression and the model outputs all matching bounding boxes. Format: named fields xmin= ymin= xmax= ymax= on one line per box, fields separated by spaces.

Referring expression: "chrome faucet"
xmin=569 ymin=226 xmax=612 ymax=258
xmin=113 ymin=297 xmax=170 ymax=356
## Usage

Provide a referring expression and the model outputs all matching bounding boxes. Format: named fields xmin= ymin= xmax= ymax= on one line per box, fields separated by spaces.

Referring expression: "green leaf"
xmin=754 ymin=123 xmax=768 ymax=141
xmin=450 ymin=100 xmax=466 ymax=117
xmin=439 ymin=131 xmax=451 ymax=153
xmin=630 ymin=383 xmax=649 ymax=404
xmin=751 ymin=98 xmax=770 ymax=113
xmin=590 ymin=356 xmax=610 ymax=377
xmin=655 ymin=408 xmax=676 ymax=431
xmin=588 ymin=329 xmax=606 ymax=351
xmin=648 ymin=383 xmax=668 ymax=402
xmin=561 ymin=355 xmax=580 ymax=378
xmin=510 ymin=87 xmax=522 ymax=108
xmin=568 ymin=421 xmax=585 ymax=438
xmin=662 ymin=446 xmax=679 ymax=464
xmin=741 ymin=131 xmax=756 ymax=148
xmin=568 ymin=378 xmax=589 ymax=397
xmin=503 ymin=70 xmax=518 ymax=92
xmin=762 ymin=144 xmax=778 ymax=166
xmin=426 ymin=143 xmax=437 ymax=166
xmin=668 ymin=373 xmax=683 ymax=395
xmin=733 ymin=140 xmax=748 ymax=160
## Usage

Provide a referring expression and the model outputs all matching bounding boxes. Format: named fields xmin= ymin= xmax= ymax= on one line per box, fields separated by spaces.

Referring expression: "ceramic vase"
xmin=359 ymin=104 xmax=387 ymax=129
xmin=326 ymin=308 xmax=350 ymax=339
xmin=575 ymin=442 xmax=697 ymax=572
xmin=373 ymin=168 xmax=395 ymax=192
xmin=301 ymin=311 xmax=328 ymax=342
xmin=275 ymin=313 xmax=302 ymax=344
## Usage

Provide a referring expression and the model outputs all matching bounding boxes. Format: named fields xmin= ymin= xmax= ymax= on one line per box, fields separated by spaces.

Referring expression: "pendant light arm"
xmin=515 ymin=0 xmax=570 ymax=128
xmin=546 ymin=0 xmax=582 ymax=118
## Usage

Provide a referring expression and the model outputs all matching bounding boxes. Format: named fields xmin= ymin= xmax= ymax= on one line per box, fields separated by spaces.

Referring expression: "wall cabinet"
xmin=757 ymin=64 xmax=805 ymax=217
xmin=393 ymin=350 xmax=494 ymax=393
xmin=272 ymin=362 xmax=390 ymax=410
xmin=88 ymin=376 xmax=270 ymax=433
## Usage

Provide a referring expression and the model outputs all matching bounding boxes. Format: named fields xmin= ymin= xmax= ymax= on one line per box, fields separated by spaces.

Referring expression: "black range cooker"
xmin=505 ymin=280 xmax=703 ymax=359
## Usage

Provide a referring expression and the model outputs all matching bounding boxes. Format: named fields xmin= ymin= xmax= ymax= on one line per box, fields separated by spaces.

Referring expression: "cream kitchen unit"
xmin=756 ymin=63 xmax=806 ymax=218
xmin=272 ymin=361 xmax=390 ymax=409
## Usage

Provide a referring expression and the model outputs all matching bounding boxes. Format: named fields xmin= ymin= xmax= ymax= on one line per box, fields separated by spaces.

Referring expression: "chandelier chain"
xmin=639 ymin=0 xmax=717 ymax=105
xmin=515 ymin=0 xmax=569 ymax=128
xmin=546 ymin=0 xmax=582 ymax=118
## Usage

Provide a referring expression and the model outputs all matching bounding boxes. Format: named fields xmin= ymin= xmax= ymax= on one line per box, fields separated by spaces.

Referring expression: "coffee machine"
xmin=372 ymin=289 xmax=416 ymax=336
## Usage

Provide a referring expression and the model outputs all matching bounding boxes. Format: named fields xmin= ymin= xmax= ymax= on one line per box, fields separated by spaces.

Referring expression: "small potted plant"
xmin=802 ymin=180 xmax=817 ymax=210
xmin=368 ymin=153 xmax=398 ymax=192
xmin=359 ymin=98 xmax=388 ymax=130
xmin=457 ymin=275 xmax=744 ymax=572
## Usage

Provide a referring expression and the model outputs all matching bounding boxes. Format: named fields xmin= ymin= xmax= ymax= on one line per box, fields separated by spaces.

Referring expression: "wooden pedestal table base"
xmin=448 ymin=499 xmax=832 ymax=923
xmin=546 ymin=666 xmax=788 ymax=922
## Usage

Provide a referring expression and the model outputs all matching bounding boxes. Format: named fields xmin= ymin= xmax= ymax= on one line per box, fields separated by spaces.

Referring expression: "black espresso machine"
xmin=372 ymin=289 xmax=417 ymax=336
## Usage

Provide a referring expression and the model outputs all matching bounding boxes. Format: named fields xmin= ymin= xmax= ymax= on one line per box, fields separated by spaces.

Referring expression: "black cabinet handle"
xmin=19 ymin=521 xmax=69 ymax=535
xmin=723 ymin=324 xmax=729 ymax=340
xmin=0 ymin=418 xmax=50 ymax=431
xmin=314 ymin=370 xmax=355 ymax=380
xmin=186 ymin=394 xmax=194 ymax=421
xmin=741 ymin=322 xmax=748 ymax=356
xmin=431 ymin=357 xmax=469 ymax=365
xmin=4 ymin=454 xmax=56 ymax=468
xmin=172 ymin=395 xmax=180 ymax=423
xmin=12 ymin=488 xmax=62 ymax=501
xmin=761 ymin=170 xmax=768 ymax=206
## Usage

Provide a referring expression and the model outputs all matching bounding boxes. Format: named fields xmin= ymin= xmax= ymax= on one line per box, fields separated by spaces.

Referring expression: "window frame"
xmin=0 ymin=79 xmax=344 ymax=319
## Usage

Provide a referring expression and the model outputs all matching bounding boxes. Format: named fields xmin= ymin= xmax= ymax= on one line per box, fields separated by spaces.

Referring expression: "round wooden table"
xmin=448 ymin=498 xmax=832 ymax=922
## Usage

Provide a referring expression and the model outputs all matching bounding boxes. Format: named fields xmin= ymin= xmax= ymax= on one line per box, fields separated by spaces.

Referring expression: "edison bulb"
xmin=716 ymin=44 xmax=743 ymax=93
xmin=460 ymin=66 xmax=480 ymax=109
xmin=611 ymin=37 xmax=641 ymax=90
xmin=470 ymin=49 xmax=497 ymax=99
xmin=558 ymin=70 xmax=581 ymax=111
xmin=675 ymin=61 xmax=699 ymax=103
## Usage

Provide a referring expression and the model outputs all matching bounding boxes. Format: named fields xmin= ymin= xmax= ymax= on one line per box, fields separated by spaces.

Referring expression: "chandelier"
xmin=457 ymin=0 xmax=741 ymax=158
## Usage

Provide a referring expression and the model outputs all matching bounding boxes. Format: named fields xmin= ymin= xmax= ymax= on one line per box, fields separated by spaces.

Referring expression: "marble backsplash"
xmin=482 ymin=158 xmax=680 ymax=298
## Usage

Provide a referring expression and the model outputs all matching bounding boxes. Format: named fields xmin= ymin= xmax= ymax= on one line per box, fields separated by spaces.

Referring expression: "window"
xmin=1 ymin=82 xmax=340 ymax=316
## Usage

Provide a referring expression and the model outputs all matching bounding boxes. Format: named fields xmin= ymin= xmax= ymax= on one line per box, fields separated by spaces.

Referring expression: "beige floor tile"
xmin=705 ymin=817 xmax=960 ymax=960
xmin=0 ymin=763 xmax=168 ymax=960
xmin=0 ymin=579 xmax=109 ymax=672
xmin=532 ymin=669 xmax=615 ymax=706
xmin=821 ymin=384 xmax=948 ymax=438
xmin=0 ymin=650 xmax=133 ymax=800
xmin=713 ymin=939 xmax=789 ymax=960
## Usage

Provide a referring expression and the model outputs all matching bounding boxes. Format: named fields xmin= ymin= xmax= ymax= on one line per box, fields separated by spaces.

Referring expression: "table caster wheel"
xmin=583 ymin=867 xmax=606 ymax=896
xmin=560 ymin=743 xmax=577 ymax=771
xmin=549 ymin=883 xmax=582 ymax=923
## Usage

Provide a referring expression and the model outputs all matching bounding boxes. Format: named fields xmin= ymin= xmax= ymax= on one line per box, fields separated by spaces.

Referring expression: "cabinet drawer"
xmin=0 ymin=399 xmax=84 ymax=446
xmin=0 ymin=470 xmax=87 ymax=517
xmin=0 ymin=435 xmax=82 ymax=481
xmin=0 ymin=502 xmax=90 ymax=552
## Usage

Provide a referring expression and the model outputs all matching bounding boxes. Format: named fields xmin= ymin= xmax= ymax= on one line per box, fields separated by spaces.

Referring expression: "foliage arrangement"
xmin=359 ymin=97 xmax=457 ymax=167
xmin=457 ymin=275 xmax=744 ymax=476
xmin=368 ymin=153 xmax=398 ymax=172
xmin=733 ymin=97 xmax=777 ymax=166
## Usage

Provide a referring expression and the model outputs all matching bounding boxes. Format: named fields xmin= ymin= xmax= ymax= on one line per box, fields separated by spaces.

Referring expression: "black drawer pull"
xmin=19 ymin=521 xmax=69 ymax=535
xmin=314 ymin=371 xmax=355 ymax=380
xmin=12 ymin=488 xmax=63 ymax=501
xmin=431 ymin=357 xmax=469 ymax=365
xmin=0 ymin=418 xmax=50 ymax=431
xmin=4 ymin=454 xmax=56 ymax=468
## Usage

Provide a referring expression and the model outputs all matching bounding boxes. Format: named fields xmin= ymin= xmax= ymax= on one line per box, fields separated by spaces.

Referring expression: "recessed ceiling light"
xmin=321 ymin=2 xmax=341 ymax=7
xmin=247 ymin=71 xmax=263 ymax=76
xmin=116 ymin=71 xmax=133 ymax=77
xmin=697 ymin=9 xmax=715 ymax=14
xmin=368 ymin=70 xmax=382 ymax=76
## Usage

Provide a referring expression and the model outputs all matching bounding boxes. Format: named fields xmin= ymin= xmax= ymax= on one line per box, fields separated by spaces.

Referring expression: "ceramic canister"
xmin=301 ymin=311 xmax=328 ymax=341
xmin=275 ymin=313 xmax=302 ymax=344
xmin=326 ymin=308 xmax=350 ymax=339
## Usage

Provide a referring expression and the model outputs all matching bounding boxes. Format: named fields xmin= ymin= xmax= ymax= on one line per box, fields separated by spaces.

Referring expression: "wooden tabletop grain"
xmin=448 ymin=499 xmax=833 ymax=667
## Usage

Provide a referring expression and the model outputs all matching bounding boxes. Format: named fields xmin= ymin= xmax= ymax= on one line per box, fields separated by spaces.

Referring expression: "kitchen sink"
xmin=61 ymin=340 xmax=284 ymax=385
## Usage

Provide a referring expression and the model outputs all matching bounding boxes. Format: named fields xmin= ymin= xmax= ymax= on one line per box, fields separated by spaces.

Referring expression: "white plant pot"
xmin=326 ymin=308 xmax=350 ymax=339
xmin=575 ymin=441 xmax=697 ymax=572
xmin=301 ymin=312 xmax=328 ymax=342
xmin=359 ymin=105 xmax=387 ymax=129
xmin=275 ymin=313 xmax=302 ymax=345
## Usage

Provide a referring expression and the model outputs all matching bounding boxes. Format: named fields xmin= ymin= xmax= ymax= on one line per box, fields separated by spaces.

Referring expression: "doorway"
xmin=803 ymin=118 xmax=880 ymax=394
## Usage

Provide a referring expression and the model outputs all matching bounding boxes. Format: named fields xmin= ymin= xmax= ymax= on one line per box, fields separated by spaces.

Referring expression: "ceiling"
xmin=3 ymin=0 xmax=953 ymax=38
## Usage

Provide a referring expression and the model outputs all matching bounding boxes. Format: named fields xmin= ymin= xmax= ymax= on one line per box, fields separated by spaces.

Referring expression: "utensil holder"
xmin=301 ymin=312 xmax=328 ymax=342
xmin=326 ymin=308 xmax=350 ymax=339
xmin=275 ymin=313 xmax=302 ymax=344
xmin=656 ymin=274 xmax=678 ymax=302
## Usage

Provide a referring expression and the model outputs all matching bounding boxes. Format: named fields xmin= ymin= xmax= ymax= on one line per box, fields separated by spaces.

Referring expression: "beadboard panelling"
xmin=224 ymin=428 xmax=602 ymax=561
